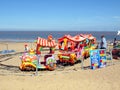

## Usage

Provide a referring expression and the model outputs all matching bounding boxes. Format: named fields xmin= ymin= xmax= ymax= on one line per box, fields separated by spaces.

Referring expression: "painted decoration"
xmin=90 ymin=49 xmax=107 ymax=70
xmin=90 ymin=50 xmax=100 ymax=69
xmin=99 ymin=49 xmax=107 ymax=68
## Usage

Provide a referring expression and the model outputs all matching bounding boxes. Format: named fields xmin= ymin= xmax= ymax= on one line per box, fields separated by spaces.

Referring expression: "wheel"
xmin=46 ymin=63 xmax=56 ymax=71
xmin=25 ymin=65 xmax=36 ymax=71
xmin=46 ymin=56 xmax=56 ymax=71
xmin=20 ymin=62 xmax=36 ymax=71
xmin=70 ymin=53 xmax=77 ymax=64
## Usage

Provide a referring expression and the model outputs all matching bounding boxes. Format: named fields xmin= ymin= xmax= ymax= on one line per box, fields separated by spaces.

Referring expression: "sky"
xmin=0 ymin=0 xmax=120 ymax=31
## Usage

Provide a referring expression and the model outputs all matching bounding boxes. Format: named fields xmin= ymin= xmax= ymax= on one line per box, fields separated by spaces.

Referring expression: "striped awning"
xmin=37 ymin=37 xmax=56 ymax=47
xmin=80 ymin=34 xmax=95 ymax=40
xmin=58 ymin=34 xmax=85 ymax=42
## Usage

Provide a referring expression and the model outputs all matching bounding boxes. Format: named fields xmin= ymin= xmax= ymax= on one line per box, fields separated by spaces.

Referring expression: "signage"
xmin=90 ymin=49 xmax=106 ymax=69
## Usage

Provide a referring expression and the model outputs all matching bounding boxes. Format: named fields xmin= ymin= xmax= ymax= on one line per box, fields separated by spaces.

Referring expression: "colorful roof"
xmin=80 ymin=34 xmax=95 ymax=40
xmin=37 ymin=37 xmax=56 ymax=47
xmin=58 ymin=35 xmax=85 ymax=42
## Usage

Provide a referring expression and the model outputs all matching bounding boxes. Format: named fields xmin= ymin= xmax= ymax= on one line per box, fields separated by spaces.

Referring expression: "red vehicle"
xmin=58 ymin=35 xmax=85 ymax=64
xmin=80 ymin=34 xmax=96 ymax=58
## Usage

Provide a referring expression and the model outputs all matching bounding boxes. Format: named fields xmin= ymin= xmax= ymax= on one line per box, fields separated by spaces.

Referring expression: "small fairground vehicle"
xmin=58 ymin=35 xmax=85 ymax=64
xmin=20 ymin=35 xmax=57 ymax=71
xmin=80 ymin=34 xmax=96 ymax=58
xmin=112 ymin=43 xmax=120 ymax=59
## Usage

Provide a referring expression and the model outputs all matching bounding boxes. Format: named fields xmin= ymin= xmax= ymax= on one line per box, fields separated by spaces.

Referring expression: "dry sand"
xmin=0 ymin=42 xmax=120 ymax=90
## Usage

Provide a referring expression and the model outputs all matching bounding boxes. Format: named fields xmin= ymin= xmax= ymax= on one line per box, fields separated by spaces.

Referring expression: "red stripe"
xmin=40 ymin=38 xmax=42 ymax=46
xmin=43 ymin=39 xmax=45 ymax=46
xmin=44 ymin=39 xmax=46 ymax=46
xmin=37 ymin=37 xmax=56 ymax=47
xmin=46 ymin=40 xmax=48 ymax=46
xmin=45 ymin=39 xmax=47 ymax=46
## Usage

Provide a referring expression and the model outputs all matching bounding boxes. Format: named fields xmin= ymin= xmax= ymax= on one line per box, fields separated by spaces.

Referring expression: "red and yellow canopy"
xmin=58 ymin=34 xmax=85 ymax=42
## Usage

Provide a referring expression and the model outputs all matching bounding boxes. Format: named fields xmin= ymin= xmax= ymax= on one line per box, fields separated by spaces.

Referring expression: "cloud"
xmin=112 ymin=16 xmax=120 ymax=19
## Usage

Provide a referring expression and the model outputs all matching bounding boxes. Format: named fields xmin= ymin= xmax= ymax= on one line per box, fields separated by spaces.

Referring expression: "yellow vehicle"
xmin=20 ymin=35 xmax=57 ymax=71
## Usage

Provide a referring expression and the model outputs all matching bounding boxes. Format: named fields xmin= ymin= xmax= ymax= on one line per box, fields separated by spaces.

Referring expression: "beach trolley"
xmin=58 ymin=35 xmax=85 ymax=64
xmin=80 ymin=34 xmax=96 ymax=59
xmin=20 ymin=35 xmax=57 ymax=71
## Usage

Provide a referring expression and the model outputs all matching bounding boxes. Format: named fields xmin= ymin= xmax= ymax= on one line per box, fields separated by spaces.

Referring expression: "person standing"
xmin=113 ymin=38 xmax=117 ymax=48
xmin=24 ymin=44 xmax=29 ymax=52
xmin=100 ymin=35 xmax=107 ymax=49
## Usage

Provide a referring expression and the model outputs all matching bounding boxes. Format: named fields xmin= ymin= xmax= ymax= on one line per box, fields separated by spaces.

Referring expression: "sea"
xmin=0 ymin=31 xmax=119 ymax=42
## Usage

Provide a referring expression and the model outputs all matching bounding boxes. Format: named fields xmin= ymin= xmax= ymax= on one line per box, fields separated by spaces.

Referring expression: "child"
xmin=24 ymin=44 xmax=29 ymax=52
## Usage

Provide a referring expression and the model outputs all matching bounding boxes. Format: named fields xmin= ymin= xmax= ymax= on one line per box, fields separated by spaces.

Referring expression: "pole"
xmin=35 ymin=54 xmax=40 ymax=76
xmin=110 ymin=48 xmax=113 ymax=65
xmin=81 ymin=56 xmax=84 ymax=70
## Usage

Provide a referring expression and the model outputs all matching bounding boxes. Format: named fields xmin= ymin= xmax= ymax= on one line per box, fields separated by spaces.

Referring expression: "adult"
xmin=100 ymin=35 xmax=107 ymax=49
xmin=113 ymin=38 xmax=117 ymax=48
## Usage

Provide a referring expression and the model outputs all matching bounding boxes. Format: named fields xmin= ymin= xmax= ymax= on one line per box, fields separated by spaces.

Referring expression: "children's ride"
xmin=36 ymin=36 xmax=57 ymax=71
xmin=19 ymin=34 xmax=96 ymax=71
xmin=20 ymin=48 xmax=37 ymax=71
xmin=20 ymin=35 xmax=57 ymax=71
xmin=58 ymin=35 xmax=85 ymax=64
xmin=80 ymin=34 xmax=96 ymax=58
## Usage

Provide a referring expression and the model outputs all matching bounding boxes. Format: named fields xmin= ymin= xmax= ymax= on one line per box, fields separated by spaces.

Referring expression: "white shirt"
xmin=102 ymin=37 xmax=107 ymax=48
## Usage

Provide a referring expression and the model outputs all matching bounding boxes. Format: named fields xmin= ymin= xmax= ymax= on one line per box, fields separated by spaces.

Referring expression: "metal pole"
xmin=35 ymin=54 xmax=40 ymax=76
xmin=110 ymin=48 xmax=113 ymax=65
xmin=81 ymin=56 xmax=84 ymax=70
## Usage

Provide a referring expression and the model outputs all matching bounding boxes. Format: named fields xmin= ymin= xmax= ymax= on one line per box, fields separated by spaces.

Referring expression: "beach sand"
xmin=0 ymin=42 xmax=120 ymax=90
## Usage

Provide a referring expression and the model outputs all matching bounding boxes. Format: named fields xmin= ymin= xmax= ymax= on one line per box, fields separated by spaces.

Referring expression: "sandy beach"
xmin=0 ymin=42 xmax=120 ymax=90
